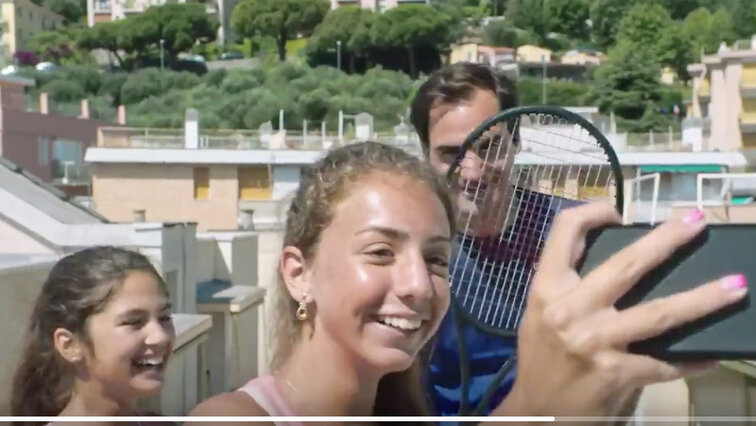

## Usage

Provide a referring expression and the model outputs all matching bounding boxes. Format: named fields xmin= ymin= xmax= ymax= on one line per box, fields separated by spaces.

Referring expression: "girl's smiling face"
xmin=291 ymin=171 xmax=452 ymax=374
xmin=78 ymin=270 xmax=175 ymax=401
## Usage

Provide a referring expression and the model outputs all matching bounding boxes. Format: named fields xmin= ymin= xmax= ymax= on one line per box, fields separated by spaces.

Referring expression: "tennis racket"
xmin=445 ymin=105 xmax=624 ymax=415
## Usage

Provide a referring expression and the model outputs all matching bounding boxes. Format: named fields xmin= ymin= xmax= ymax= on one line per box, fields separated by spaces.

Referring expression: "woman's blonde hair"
xmin=271 ymin=141 xmax=455 ymax=415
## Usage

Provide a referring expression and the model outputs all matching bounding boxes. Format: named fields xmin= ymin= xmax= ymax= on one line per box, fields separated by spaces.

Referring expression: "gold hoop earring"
xmin=296 ymin=293 xmax=308 ymax=321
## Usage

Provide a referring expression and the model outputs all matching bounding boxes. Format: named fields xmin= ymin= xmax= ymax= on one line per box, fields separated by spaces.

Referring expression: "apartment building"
xmin=86 ymin=125 xmax=304 ymax=233
xmin=0 ymin=0 xmax=65 ymax=60
xmin=0 ymin=79 xmax=120 ymax=195
xmin=450 ymin=43 xmax=516 ymax=71
xmin=688 ymin=36 xmax=756 ymax=153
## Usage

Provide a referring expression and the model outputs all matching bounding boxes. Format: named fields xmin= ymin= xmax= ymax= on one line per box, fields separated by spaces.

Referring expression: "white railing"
xmin=623 ymin=129 xmax=686 ymax=152
xmin=623 ymin=173 xmax=661 ymax=225
xmin=697 ymin=173 xmax=756 ymax=211
xmin=97 ymin=125 xmax=423 ymax=155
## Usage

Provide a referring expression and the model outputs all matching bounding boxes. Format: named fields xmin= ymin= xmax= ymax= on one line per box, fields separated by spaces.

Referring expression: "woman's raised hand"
xmin=495 ymin=203 xmax=747 ymax=422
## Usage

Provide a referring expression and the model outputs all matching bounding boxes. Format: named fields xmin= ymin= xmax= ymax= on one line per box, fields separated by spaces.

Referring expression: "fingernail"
xmin=682 ymin=209 xmax=705 ymax=224
xmin=723 ymin=274 xmax=748 ymax=292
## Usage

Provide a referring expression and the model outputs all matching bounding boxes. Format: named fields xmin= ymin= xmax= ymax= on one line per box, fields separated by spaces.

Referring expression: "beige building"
xmin=450 ymin=43 xmax=515 ymax=70
xmin=688 ymin=36 xmax=756 ymax=154
xmin=86 ymin=125 xmax=308 ymax=232
xmin=0 ymin=0 xmax=65 ymax=60
xmin=516 ymin=44 xmax=552 ymax=63
xmin=560 ymin=48 xmax=606 ymax=66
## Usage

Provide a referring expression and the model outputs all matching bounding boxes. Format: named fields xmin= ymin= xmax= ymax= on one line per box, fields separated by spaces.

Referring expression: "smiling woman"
xmin=189 ymin=141 xmax=456 ymax=420
xmin=11 ymin=246 xmax=176 ymax=425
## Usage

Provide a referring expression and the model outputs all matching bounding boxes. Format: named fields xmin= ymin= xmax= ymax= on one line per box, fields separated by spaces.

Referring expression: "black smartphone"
xmin=576 ymin=223 xmax=756 ymax=361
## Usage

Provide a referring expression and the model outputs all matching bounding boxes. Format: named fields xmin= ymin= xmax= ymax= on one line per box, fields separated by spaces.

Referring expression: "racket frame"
xmin=440 ymin=105 xmax=625 ymax=415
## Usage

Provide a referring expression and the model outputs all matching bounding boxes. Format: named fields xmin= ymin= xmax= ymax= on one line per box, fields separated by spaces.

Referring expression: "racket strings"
xmin=454 ymin=119 xmax=524 ymax=321
xmin=450 ymin=112 xmax=618 ymax=332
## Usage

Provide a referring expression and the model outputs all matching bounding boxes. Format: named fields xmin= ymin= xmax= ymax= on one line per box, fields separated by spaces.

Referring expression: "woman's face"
xmin=80 ymin=270 xmax=175 ymax=402
xmin=306 ymin=172 xmax=452 ymax=374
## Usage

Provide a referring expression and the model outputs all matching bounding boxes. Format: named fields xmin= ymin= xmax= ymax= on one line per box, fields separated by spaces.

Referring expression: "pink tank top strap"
xmin=238 ymin=375 xmax=304 ymax=426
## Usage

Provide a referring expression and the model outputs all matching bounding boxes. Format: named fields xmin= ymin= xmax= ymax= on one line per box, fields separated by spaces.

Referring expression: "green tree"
xmin=79 ymin=4 xmax=218 ymax=67
xmin=485 ymin=0 xmax=508 ymax=16
xmin=657 ymin=24 xmax=694 ymax=82
xmin=590 ymin=0 xmax=636 ymax=49
xmin=28 ymin=29 xmax=93 ymax=65
xmin=77 ymin=21 xmax=127 ymax=67
xmin=657 ymin=0 xmax=705 ymax=20
xmin=517 ymin=77 xmax=591 ymax=105
xmin=148 ymin=3 xmax=218 ymax=57
xmin=309 ymin=7 xmax=375 ymax=72
xmin=505 ymin=0 xmax=549 ymax=41
xmin=131 ymin=3 xmax=218 ymax=60
xmin=483 ymin=20 xmax=535 ymax=56
xmin=708 ymin=7 xmax=736 ymax=47
xmin=616 ymin=4 xmax=671 ymax=49
xmin=590 ymin=41 xmax=665 ymax=129
xmin=731 ymin=0 xmax=756 ymax=38
xmin=683 ymin=7 xmax=734 ymax=58
xmin=370 ymin=5 xmax=456 ymax=78
xmin=43 ymin=0 xmax=83 ymax=23
xmin=617 ymin=4 xmax=693 ymax=82
xmin=231 ymin=0 xmax=329 ymax=62
xmin=546 ymin=0 xmax=590 ymax=41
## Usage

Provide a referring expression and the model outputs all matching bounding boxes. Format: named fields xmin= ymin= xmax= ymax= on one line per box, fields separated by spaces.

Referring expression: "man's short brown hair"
xmin=409 ymin=62 xmax=518 ymax=155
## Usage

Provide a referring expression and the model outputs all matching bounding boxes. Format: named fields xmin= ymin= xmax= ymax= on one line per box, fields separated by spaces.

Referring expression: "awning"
xmin=639 ymin=165 xmax=724 ymax=173
xmin=732 ymin=196 xmax=753 ymax=205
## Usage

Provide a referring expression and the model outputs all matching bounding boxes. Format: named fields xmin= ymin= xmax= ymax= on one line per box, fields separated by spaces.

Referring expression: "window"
xmin=194 ymin=167 xmax=209 ymax=199
xmin=52 ymin=139 xmax=82 ymax=163
xmin=51 ymin=139 xmax=83 ymax=181
xmin=38 ymin=138 xmax=49 ymax=165
xmin=238 ymin=166 xmax=271 ymax=200
xmin=133 ymin=209 xmax=146 ymax=222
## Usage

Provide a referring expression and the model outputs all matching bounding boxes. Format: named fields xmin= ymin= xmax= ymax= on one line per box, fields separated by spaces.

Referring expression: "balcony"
xmin=622 ymin=130 xmax=689 ymax=152
xmin=52 ymin=161 xmax=91 ymax=186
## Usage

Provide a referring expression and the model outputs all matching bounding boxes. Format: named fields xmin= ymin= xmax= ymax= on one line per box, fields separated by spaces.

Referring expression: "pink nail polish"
xmin=683 ymin=209 xmax=704 ymax=224
xmin=723 ymin=274 xmax=748 ymax=292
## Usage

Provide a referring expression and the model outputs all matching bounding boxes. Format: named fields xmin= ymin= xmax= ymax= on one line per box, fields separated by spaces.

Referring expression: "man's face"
xmin=426 ymin=87 xmax=501 ymax=176
xmin=426 ymin=87 xmax=518 ymax=237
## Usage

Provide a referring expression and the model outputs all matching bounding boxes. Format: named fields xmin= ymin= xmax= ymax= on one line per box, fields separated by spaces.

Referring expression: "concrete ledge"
xmin=172 ymin=313 xmax=213 ymax=350
xmin=196 ymin=279 xmax=266 ymax=313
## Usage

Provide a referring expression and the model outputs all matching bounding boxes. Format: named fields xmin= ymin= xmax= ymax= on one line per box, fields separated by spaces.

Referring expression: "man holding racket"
xmin=411 ymin=62 xmax=587 ymax=416
xmin=410 ymin=62 xmax=526 ymax=416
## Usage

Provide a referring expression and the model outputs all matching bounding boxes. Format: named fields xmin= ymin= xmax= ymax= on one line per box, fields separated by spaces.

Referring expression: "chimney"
xmin=184 ymin=108 xmax=199 ymax=149
xmin=117 ymin=105 xmax=126 ymax=125
xmin=39 ymin=92 xmax=49 ymax=114
xmin=80 ymin=99 xmax=89 ymax=119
